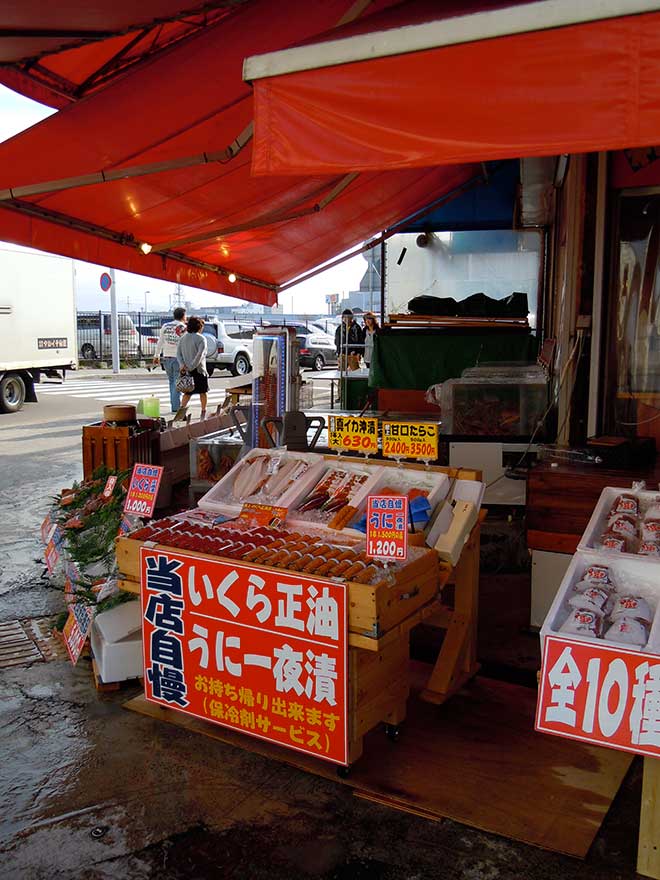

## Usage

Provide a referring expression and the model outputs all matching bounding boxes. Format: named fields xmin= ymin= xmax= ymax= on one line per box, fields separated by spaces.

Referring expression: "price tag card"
xmin=328 ymin=415 xmax=378 ymax=455
xmin=102 ymin=475 xmax=118 ymax=498
xmin=382 ymin=421 xmax=438 ymax=461
xmin=123 ymin=464 xmax=163 ymax=518
xmin=239 ymin=503 xmax=288 ymax=527
xmin=366 ymin=494 xmax=408 ymax=562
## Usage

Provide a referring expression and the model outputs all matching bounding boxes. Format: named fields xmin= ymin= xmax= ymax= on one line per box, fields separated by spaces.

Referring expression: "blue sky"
xmin=0 ymin=85 xmax=364 ymax=313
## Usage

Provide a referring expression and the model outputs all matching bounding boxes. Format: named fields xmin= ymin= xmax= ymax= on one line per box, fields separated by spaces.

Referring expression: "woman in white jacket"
xmin=176 ymin=316 xmax=208 ymax=418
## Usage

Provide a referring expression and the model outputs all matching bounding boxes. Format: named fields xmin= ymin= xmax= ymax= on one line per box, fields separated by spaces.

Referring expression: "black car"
xmin=295 ymin=326 xmax=338 ymax=371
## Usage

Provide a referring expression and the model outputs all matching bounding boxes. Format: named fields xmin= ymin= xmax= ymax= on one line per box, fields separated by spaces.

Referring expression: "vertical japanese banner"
xmin=140 ymin=549 xmax=349 ymax=765
xmin=536 ymin=635 xmax=660 ymax=758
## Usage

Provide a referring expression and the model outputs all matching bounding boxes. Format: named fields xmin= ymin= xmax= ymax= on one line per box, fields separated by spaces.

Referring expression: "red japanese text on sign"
xmin=45 ymin=538 xmax=60 ymax=574
xmin=140 ymin=549 xmax=349 ymax=765
xmin=40 ymin=512 xmax=55 ymax=546
xmin=124 ymin=464 xmax=163 ymax=518
xmin=536 ymin=635 xmax=660 ymax=759
xmin=102 ymin=475 xmax=117 ymax=498
xmin=63 ymin=603 xmax=95 ymax=666
xmin=366 ymin=495 xmax=408 ymax=562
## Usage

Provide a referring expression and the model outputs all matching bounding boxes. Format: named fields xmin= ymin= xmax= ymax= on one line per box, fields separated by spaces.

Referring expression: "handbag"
xmin=175 ymin=371 xmax=195 ymax=393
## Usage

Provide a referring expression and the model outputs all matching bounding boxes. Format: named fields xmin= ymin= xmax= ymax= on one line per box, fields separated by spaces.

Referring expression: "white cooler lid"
xmin=94 ymin=601 xmax=142 ymax=644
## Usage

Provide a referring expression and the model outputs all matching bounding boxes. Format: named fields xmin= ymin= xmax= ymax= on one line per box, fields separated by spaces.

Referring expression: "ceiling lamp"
xmin=227 ymin=272 xmax=237 ymax=283
xmin=139 ymin=242 xmax=153 ymax=255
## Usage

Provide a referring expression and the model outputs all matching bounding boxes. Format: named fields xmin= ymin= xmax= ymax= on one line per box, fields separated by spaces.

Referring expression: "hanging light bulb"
xmin=139 ymin=242 xmax=153 ymax=255
xmin=227 ymin=272 xmax=237 ymax=283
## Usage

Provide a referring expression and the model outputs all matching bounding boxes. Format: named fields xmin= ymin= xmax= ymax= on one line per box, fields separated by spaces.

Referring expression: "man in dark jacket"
xmin=335 ymin=308 xmax=364 ymax=356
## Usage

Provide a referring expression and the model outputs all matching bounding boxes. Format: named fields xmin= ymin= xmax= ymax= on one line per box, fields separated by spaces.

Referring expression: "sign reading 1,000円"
xmin=382 ymin=421 xmax=438 ymax=461
xmin=140 ymin=548 xmax=349 ymax=765
xmin=328 ymin=415 xmax=378 ymax=454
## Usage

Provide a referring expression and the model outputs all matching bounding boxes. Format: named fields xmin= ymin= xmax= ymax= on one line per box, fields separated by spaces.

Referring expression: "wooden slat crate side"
xmin=116 ymin=538 xmax=442 ymax=641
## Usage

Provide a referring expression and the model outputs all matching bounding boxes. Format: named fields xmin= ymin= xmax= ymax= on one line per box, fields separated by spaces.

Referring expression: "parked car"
xmin=136 ymin=325 xmax=160 ymax=357
xmin=202 ymin=320 xmax=254 ymax=376
xmin=77 ymin=313 xmax=141 ymax=360
xmin=295 ymin=327 xmax=338 ymax=371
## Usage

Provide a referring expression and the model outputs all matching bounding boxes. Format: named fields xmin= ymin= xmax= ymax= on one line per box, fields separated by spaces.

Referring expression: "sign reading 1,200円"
xmin=382 ymin=421 xmax=438 ymax=461
xmin=328 ymin=415 xmax=378 ymax=454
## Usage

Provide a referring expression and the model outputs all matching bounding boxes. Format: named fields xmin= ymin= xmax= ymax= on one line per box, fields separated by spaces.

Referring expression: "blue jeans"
xmin=163 ymin=357 xmax=181 ymax=412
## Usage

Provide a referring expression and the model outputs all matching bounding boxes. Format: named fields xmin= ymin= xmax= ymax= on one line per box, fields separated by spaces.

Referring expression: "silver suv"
xmin=203 ymin=321 xmax=254 ymax=376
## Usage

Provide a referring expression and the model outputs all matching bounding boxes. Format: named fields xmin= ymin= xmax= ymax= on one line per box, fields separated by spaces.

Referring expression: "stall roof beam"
xmin=244 ymin=0 xmax=660 ymax=80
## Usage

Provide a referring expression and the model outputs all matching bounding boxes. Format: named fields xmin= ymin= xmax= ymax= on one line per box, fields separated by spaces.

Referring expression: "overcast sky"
xmin=0 ymin=85 xmax=365 ymax=314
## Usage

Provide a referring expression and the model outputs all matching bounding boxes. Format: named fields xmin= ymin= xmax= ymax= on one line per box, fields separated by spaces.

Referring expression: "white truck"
xmin=0 ymin=244 xmax=77 ymax=412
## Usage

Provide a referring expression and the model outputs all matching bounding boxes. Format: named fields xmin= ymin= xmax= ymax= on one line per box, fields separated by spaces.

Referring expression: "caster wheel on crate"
xmin=385 ymin=723 xmax=401 ymax=743
xmin=336 ymin=765 xmax=351 ymax=779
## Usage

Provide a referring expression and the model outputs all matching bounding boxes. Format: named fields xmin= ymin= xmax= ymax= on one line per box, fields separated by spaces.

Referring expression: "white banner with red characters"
xmin=536 ymin=635 xmax=660 ymax=758
xmin=140 ymin=548 xmax=349 ymax=765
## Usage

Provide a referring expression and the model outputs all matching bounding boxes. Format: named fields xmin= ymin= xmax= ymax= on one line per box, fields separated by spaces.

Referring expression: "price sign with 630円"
xmin=328 ymin=415 xmax=378 ymax=455
xmin=141 ymin=548 xmax=349 ymax=765
xmin=382 ymin=421 xmax=437 ymax=461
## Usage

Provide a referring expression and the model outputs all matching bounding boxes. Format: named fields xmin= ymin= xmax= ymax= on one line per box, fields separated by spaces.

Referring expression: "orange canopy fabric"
xmin=0 ymin=0 xmax=478 ymax=305
xmin=252 ymin=11 xmax=660 ymax=176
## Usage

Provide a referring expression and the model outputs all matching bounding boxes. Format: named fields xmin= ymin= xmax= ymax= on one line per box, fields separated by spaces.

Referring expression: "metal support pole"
xmin=109 ymin=267 xmax=120 ymax=374
xmin=380 ymin=236 xmax=386 ymax=325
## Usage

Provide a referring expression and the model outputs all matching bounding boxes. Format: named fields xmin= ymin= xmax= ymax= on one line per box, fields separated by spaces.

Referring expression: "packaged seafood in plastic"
xmin=582 ymin=564 xmax=613 ymax=585
xmin=598 ymin=531 xmax=629 ymax=553
xmin=641 ymin=519 xmax=660 ymax=543
xmin=609 ymin=594 xmax=653 ymax=624
xmin=568 ymin=583 xmax=614 ymax=617
xmin=606 ymin=513 xmax=638 ymax=539
xmin=603 ymin=616 xmax=649 ymax=648
xmin=559 ymin=608 xmax=603 ymax=638
xmin=638 ymin=541 xmax=660 ymax=557
xmin=610 ymin=493 xmax=640 ymax=517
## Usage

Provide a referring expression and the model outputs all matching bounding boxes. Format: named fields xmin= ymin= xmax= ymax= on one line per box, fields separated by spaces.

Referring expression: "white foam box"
xmin=198 ymin=448 xmax=326 ymax=517
xmin=540 ymin=550 xmax=660 ymax=656
xmin=90 ymin=601 xmax=144 ymax=684
xmin=425 ymin=479 xmax=485 ymax=565
xmin=578 ymin=485 xmax=660 ymax=562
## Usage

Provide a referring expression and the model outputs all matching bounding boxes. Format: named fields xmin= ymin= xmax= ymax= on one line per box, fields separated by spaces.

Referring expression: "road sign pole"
xmin=109 ymin=268 xmax=120 ymax=374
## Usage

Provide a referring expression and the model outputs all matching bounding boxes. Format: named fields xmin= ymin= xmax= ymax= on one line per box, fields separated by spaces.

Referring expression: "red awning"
xmin=248 ymin=3 xmax=660 ymax=175
xmin=0 ymin=0 xmax=478 ymax=305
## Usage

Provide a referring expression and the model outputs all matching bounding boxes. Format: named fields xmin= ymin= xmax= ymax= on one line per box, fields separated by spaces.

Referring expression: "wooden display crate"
xmin=82 ymin=422 xmax=160 ymax=480
xmin=116 ymin=536 xmax=449 ymax=647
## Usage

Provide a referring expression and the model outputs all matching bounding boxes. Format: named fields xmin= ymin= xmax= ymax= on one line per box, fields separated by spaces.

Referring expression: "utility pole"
xmin=109 ymin=268 xmax=120 ymax=374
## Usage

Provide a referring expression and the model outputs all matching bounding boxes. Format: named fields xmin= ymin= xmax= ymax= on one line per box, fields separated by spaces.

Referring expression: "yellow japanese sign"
xmin=328 ymin=415 xmax=379 ymax=455
xmin=382 ymin=421 xmax=438 ymax=461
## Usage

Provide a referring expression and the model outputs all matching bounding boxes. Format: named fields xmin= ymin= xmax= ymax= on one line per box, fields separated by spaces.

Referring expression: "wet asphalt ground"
xmin=0 ymin=373 xmax=647 ymax=880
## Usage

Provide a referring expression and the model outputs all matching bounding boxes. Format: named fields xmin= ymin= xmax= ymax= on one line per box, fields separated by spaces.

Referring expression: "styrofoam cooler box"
xmin=90 ymin=601 xmax=143 ymax=683
xmin=425 ymin=478 xmax=485 ymax=565
xmin=198 ymin=448 xmax=326 ymax=517
xmin=350 ymin=467 xmax=450 ymax=516
xmin=578 ymin=485 xmax=660 ymax=561
xmin=540 ymin=550 xmax=660 ymax=655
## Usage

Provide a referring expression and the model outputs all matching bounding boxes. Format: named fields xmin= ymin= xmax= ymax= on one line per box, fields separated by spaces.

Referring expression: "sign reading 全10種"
xmin=382 ymin=421 xmax=438 ymax=461
xmin=328 ymin=415 xmax=378 ymax=455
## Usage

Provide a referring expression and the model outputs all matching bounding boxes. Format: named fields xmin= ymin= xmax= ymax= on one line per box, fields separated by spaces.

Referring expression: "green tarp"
xmin=370 ymin=328 xmax=539 ymax=390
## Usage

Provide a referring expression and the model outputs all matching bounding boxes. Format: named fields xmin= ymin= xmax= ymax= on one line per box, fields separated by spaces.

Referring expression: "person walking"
xmin=176 ymin=316 xmax=209 ymax=418
xmin=334 ymin=308 xmax=364 ymax=368
xmin=153 ymin=306 xmax=187 ymax=413
xmin=362 ymin=311 xmax=379 ymax=368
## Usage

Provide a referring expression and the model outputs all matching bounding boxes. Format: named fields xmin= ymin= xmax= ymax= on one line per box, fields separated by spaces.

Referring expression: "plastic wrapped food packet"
xmin=560 ymin=608 xmax=603 ymax=638
xmin=638 ymin=541 xmax=660 ymax=557
xmin=599 ymin=531 xmax=632 ymax=553
xmin=610 ymin=493 xmax=639 ymax=517
xmin=641 ymin=519 xmax=660 ymax=543
xmin=568 ymin=583 xmax=614 ymax=617
xmin=583 ymin=564 xmax=613 ymax=586
xmin=604 ymin=616 xmax=648 ymax=648
xmin=607 ymin=513 xmax=638 ymax=538
xmin=610 ymin=595 xmax=653 ymax=624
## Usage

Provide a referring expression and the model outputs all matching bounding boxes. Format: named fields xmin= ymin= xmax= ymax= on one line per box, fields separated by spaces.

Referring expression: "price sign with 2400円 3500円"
xmin=140 ymin=548 xmax=349 ymax=765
